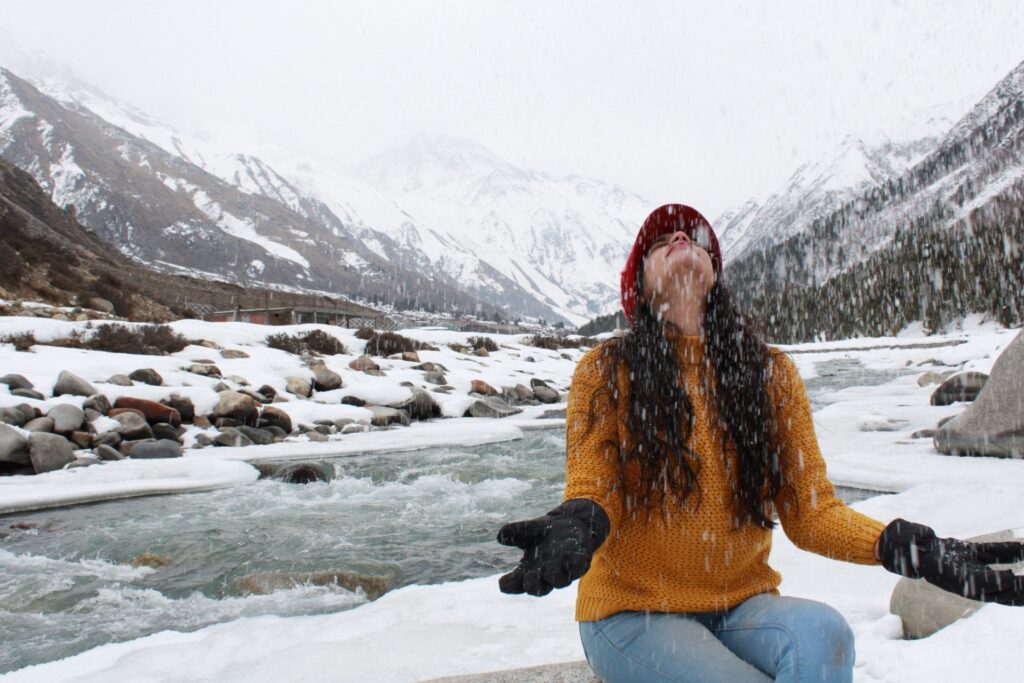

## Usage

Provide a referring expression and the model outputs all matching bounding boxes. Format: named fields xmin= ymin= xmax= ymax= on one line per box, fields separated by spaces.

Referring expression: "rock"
xmin=0 ymin=373 xmax=33 ymax=391
xmin=65 ymin=455 xmax=102 ymax=469
xmin=368 ymin=406 xmax=411 ymax=427
xmin=929 ymin=371 xmax=989 ymax=406
xmin=226 ymin=374 xmax=250 ymax=387
xmin=341 ymin=423 xmax=369 ymax=434
xmin=514 ymin=384 xmax=535 ymax=401
xmin=238 ymin=571 xmax=388 ymax=600
xmin=53 ymin=370 xmax=96 ymax=397
xmin=0 ymin=424 xmax=31 ymax=466
xmin=401 ymin=351 xmax=420 ymax=362
xmin=421 ymin=661 xmax=598 ymax=683
xmin=413 ymin=362 xmax=448 ymax=373
xmin=525 ymin=356 xmax=536 ymax=363
xmin=23 ymin=417 xmax=55 ymax=433
xmin=69 ymin=431 xmax=93 ymax=449
xmin=389 ymin=387 xmax=440 ymax=421
xmin=194 ymin=433 xmax=214 ymax=447
xmin=0 ymin=406 xmax=28 ymax=427
xmin=94 ymin=432 xmax=122 ymax=448
xmin=258 ymin=385 xmax=277 ymax=400
xmin=312 ymin=424 xmax=333 ymax=435
xmin=215 ymin=417 xmax=242 ymax=429
xmin=240 ymin=388 xmax=271 ymax=405
xmin=365 ymin=369 xmax=387 ymax=377
xmin=82 ymin=394 xmax=112 ymax=415
xmin=917 ymin=370 xmax=954 ymax=387
xmin=423 ymin=371 xmax=447 ymax=385
xmin=530 ymin=378 xmax=551 ymax=389
xmin=263 ymin=425 xmax=286 ymax=439
xmin=105 ymin=374 xmax=134 ymax=386
xmin=111 ymin=412 xmax=154 ymax=441
xmin=15 ymin=404 xmax=37 ymax=423
xmin=271 ymin=462 xmax=334 ymax=484
xmin=310 ymin=365 xmax=343 ymax=392
xmin=910 ymin=429 xmax=936 ymax=439
xmin=94 ymin=444 xmax=125 ymax=461
xmin=128 ymin=368 xmax=164 ymax=386
xmin=258 ymin=406 xmax=293 ymax=434
xmin=193 ymin=415 xmax=212 ymax=429
xmin=129 ymin=439 xmax=184 ymax=459
xmin=349 ymin=355 xmax=380 ymax=372
xmin=341 ymin=395 xmax=367 ymax=407
xmin=466 ymin=397 xmax=523 ymax=419
xmin=237 ymin=425 xmax=274 ymax=445
xmin=188 ymin=363 xmax=222 ymax=378
xmin=213 ymin=430 xmax=253 ymax=448
xmin=87 ymin=297 xmax=115 ymax=314
xmin=473 ymin=347 xmax=490 ymax=357
xmin=212 ymin=391 xmax=260 ymax=426
xmin=305 ymin=430 xmax=329 ymax=442
xmin=131 ymin=552 xmax=172 ymax=568
xmin=114 ymin=397 xmax=182 ymax=426
xmin=220 ymin=349 xmax=250 ymax=359
xmin=197 ymin=340 xmax=222 ymax=350
xmin=432 ymin=385 xmax=455 ymax=394
xmin=29 ymin=433 xmax=75 ymax=473
xmin=160 ymin=395 xmax=195 ymax=424
xmin=890 ymin=529 xmax=1024 ymax=638
xmin=47 ymin=404 xmax=85 ymax=434
xmin=539 ymin=408 xmax=567 ymax=419
xmin=934 ymin=331 xmax=1024 ymax=457
xmin=532 ymin=385 xmax=561 ymax=404
xmin=152 ymin=423 xmax=181 ymax=441
xmin=285 ymin=376 xmax=313 ymax=398
xmin=856 ymin=414 xmax=909 ymax=432
xmin=470 ymin=379 xmax=499 ymax=397
xmin=10 ymin=388 xmax=45 ymax=400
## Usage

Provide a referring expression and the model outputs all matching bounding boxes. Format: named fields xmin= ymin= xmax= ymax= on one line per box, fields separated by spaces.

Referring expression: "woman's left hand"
xmin=878 ymin=519 xmax=1024 ymax=605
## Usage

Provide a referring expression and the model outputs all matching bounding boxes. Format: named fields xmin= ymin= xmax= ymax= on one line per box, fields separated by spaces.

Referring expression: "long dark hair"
xmin=588 ymin=266 xmax=783 ymax=528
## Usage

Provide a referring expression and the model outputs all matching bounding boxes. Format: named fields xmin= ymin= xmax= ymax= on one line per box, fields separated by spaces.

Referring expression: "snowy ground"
xmin=2 ymin=315 xmax=1023 ymax=681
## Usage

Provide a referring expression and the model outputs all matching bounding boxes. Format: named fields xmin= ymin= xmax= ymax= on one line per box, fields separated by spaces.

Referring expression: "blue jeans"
xmin=579 ymin=594 xmax=855 ymax=683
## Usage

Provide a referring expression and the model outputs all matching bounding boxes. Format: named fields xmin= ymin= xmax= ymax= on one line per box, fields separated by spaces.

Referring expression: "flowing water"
xmin=0 ymin=357 xmax=897 ymax=673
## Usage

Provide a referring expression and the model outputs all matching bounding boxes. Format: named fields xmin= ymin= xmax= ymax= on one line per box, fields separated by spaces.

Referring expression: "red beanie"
xmin=619 ymin=204 xmax=723 ymax=324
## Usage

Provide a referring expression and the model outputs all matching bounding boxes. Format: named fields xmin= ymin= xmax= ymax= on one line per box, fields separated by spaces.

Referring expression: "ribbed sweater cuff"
xmin=848 ymin=516 xmax=887 ymax=565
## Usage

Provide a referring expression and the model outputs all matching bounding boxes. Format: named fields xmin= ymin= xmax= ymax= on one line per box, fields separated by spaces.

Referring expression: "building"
xmin=208 ymin=306 xmax=391 ymax=329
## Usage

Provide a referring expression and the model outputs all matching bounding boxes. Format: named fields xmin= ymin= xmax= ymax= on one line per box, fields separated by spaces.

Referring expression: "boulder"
xmin=514 ymin=384 xmax=535 ymax=401
xmin=423 ymin=371 xmax=447 ymax=385
xmin=111 ymin=411 xmax=154 ymax=441
xmin=10 ymin=388 xmax=45 ymax=400
xmin=934 ymin=331 xmax=1024 ymax=458
xmin=890 ymin=529 xmax=1024 ymax=638
xmin=152 ymin=423 xmax=181 ymax=441
xmin=128 ymin=368 xmax=164 ymax=386
xmin=311 ymin=365 xmax=344 ymax=392
xmin=220 ymin=349 xmax=250 ymax=359
xmin=105 ymin=374 xmax=134 ymax=386
xmin=349 ymin=355 xmax=380 ymax=372
xmin=0 ymin=424 xmax=31 ymax=466
xmin=0 ymin=406 xmax=29 ymax=427
xmin=53 ymin=370 xmax=96 ymax=397
xmin=262 ymin=425 xmax=286 ymax=439
xmin=237 ymin=425 xmax=275 ymax=445
xmin=285 ymin=376 xmax=313 ymax=398
xmin=466 ymin=397 xmax=523 ymax=419
xmin=69 ymin=431 xmax=93 ymax=449
xmin=23 ymin=417 xmax=55 ymax=433
xmin=114 ymin=397 xmax=182 ymax=426
xmin=188 ymin=363 xmax=222 ymax=378
xmin=0 ymin=373 xmax=33 ymax=391
xmin=47 ymin=404 xmax=85 ymax=434
xmin=238 ymin=570 xmax=388 ymax=600
xmin=532 ymin=385 xmax=561 ymax=404
xmin=389 ymin=387 xmax=440 ymax=421
xmin=129 ymin=439 xmax=184 ymax=459
xmin=87 ymin=297 xmax=115 ymax=314
xmin=193 ymin=415 xmax=212 ymax=429
xmin=213 ymin=429 xmax=253 ymax=448
xmin=271 ymin=462 xmax=334 ymax=484
xmin=368 ymin=406 xmax=411 ymax=427
xmin=160 ymin=395 xmax=195 ymax=424
xmin=28 ymin=433 xmax=75 ymax=473
xmin=94 ymin=432 xmax=122 ymax=448
xmin=215 ymin=417 xmax=242 ymax=429
xmin=929 ymin=371 xmax=989 ymax=406
xmin=470 ymin=379 xmax=500 ymax=397
xmin=258 ymin=406 xmax=293 ymax=434
xmin=94 ymin=444 xmax=125 ymax=461
xmin=530 ymin=378 xmax=552 ymax=389
xmin=212 ymin=391 xmax=260 ymax=425
xmin=83 ymin=394 xmax=112 ymax=416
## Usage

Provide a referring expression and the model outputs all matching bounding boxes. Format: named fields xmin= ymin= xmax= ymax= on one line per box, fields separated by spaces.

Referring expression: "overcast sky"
xmin=3 ymin=1 xmax=1024 ymax=217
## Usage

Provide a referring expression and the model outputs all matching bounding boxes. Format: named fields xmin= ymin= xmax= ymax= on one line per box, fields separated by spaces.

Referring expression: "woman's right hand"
xmin=496 ymin=498 xmax=610 ymax=596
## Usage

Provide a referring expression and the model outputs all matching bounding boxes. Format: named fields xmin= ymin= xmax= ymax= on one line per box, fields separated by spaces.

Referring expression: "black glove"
xmin=879 ymin=518 xmax=1024 ymax=606
xmin=497 ymin=498 xmax=610 ymax=597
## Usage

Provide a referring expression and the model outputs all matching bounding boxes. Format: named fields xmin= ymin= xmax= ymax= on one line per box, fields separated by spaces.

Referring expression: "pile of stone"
xmin=0 ymin=299 xmax=119 ymax=321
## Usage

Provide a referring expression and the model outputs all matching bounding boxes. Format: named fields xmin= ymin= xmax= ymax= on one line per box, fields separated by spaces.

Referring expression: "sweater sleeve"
xmin=562 ymin=346 xmax=625 ymax=532
xmin=769 ymin=350 xmax=885 ymax=564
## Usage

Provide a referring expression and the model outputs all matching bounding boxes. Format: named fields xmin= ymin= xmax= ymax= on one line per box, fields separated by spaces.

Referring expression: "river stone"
xmin=470 ymin=379 xmax=499 ymax=397
xmin=930 ymin=371 xmax=989 ymax=406
xmin=917 ymin=370 xmax=954 ymax=387
xmin=0 ymin=406 xmax=28 ymax=427
xmin=0 ymin=424 xmax=31 ymax=466
xmin=11 ymin=388 xmax=45 ymax=400
xmin=226 ymin=375 xmax=250 ymax=387
xmin=388 ymin=387 xmax=440 ymax=421
xmin=466 ymin=397 xmax=523 ymax=419
xmin=423 ymin=370 xmax=447 ymax=385
xmin=53 ymin=370 xmax=96 ymax=397
xmin=341 ymin=423 xmax=369 ymax=434
xmin=194 ymin=433 xmax=214 ymax=447
xmin=129 ymin=439 xmax=183 ymax=459
xmin=258 ymin=406 xmax=293 ymax=434
xmin=65 ymin=455 xmax=102 ymax=469
xmin=532 ymin=385 xmax=561 ymax=404
xmin=237 ymin=425 xmax=274 ymax=445
xmin=128 ymin=368 xmax=163 ymax=386
xmin=368 ymin=406 xmax=411 ymax=427
xmin=0 ymin=373 xmax=32 ymax=391
xmin=115 ymin=397 xmax=182 ymax=426
xmin=514 ymin=384 xmax=535 ymax=401
xmin=212 ymin=391 xmax=260 ymax=425
xmin=530 ymin=378 xmax=552 ymax=389
xmin=23 ymin=417 xmax=54 ymax=433
xmin=311 ymin=365 xmax=344 ymax=391
xmin=160 ymin=395 xmax=195 ymax=424
xmin=151 ymin=423 xmax=181 ymax=441
xmin=213 ymin=429 xmax=253 ymax=448
xmin=189 ymin=363 xmax=223 ymax=378
xmin=421 ymin=661 xmax=598 ymax=683
xmin=105 ymin=374 xmax=134 ymax=386
xmin=933 ymin=331 xmax=1024 ymax=457
xmin=29 ymin=433 xmax=75 ymax=473
xmin=112 ymin=412 xmax=154 ymax=441
xmin=82 ymin=394 xmax=112 ymax=416
xmin=69 ymin=431 xmax=93 ymax=449
xmin=239 ymin=388 xmax=271 ymax=405
xmin=94 ymin=432 xmax=122 ymax=448
xmin=271 ymin=461 xmax=334 ymax=484
xmin=47 ymin=404 xmax=85 ymax=434
xmin=413 ymin=362 xmax=448 ymax=373
xmin=215 ymin=417 xmax=242 ymax=429
xmin=890 ymin=529 xmax=1024 ymax=638
xmin=220 ymin=349 xmax=250 ymax=359
xmin=258 ymin=385 xmax=277 ymax=400
xmin=238 ymin=571 xmax=388 ymax=600
xmin=285 ymin=376 xmax=313 ymax=398
xmin=94 ymin=444 xmax=125 ymax=461
xmin=349 ymin=355 xmax=380 ymax=372
xmin=305 ymin=430 xmax=329 ymax=442
xmin=341 ymin=395 xmax=367 ymax=407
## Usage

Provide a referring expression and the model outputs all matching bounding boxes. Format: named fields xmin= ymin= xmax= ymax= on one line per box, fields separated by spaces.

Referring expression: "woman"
xmin=497 ymin=204 xmax=1024 ymax=682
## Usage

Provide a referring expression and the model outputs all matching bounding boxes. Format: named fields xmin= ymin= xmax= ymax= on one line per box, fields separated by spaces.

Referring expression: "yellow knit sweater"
xmin=563 ymin=328 xmax=886 ymax=621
